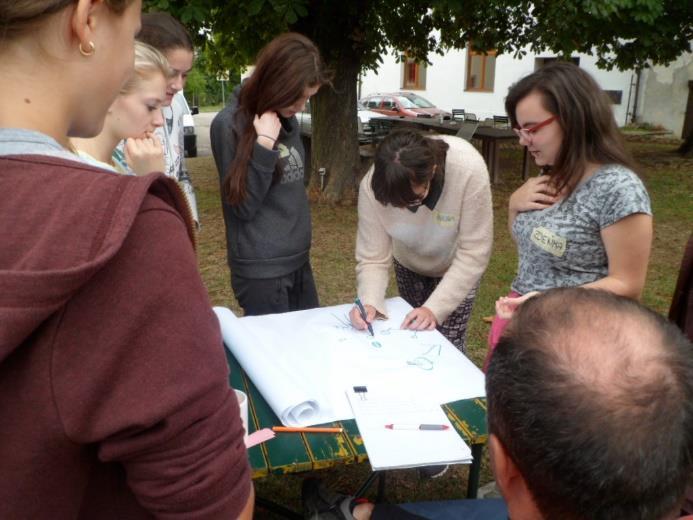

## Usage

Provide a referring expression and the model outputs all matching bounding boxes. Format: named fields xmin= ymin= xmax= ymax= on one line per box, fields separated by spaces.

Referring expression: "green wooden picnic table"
xmin=225 ymin=347 xmax=488 ymax=516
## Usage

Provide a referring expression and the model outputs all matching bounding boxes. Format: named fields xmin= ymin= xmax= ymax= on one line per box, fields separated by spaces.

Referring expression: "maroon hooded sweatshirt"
xmin=0 ymin=155 xmax=251 ymax=518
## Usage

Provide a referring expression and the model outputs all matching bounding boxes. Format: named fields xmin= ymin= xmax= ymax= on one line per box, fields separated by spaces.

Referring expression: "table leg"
xmin=355 ymin=471 xmax=381 ymax=498
xmin=377 ymin=471 xmax=387 ymax=503
xmin=481 ymin=139 xmax=491 ymax=180
xmin=522 ymin=146 xmax=531 ymax=180
xmin=466 ymin=443 xmax=484 ymax=499
xmin=491 ymin=142 xmax=501 ymax=184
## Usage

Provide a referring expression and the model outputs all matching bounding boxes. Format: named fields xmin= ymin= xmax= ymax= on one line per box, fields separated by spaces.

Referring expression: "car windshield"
xmin=397 ymin=94 xmax=435 ymax=109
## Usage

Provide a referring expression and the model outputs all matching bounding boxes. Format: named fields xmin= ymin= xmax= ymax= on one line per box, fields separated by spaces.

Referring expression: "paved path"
xmin=193 ymin=111 xmax=218 ymax=157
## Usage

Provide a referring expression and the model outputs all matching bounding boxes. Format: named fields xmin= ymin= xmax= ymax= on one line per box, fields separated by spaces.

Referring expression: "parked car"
xmin=359 ymin=92 xmax=451 ymax=119
xmin=177 ymin=92 xmax=199 ymax=158
xmin=296 ymin=101 xmax=382 ymax=143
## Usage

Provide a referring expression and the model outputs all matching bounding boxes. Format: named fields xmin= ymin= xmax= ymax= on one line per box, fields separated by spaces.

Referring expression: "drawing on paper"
xmin=327 ymin=313 xmax=444 ymax=370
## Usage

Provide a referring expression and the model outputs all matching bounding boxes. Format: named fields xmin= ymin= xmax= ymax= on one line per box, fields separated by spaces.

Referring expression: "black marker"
xmin=354 ymin=297 xmax=374 ymax=336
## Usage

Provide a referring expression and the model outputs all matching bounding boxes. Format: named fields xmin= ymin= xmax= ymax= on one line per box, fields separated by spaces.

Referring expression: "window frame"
xmin=401 ymin=55 xmax=427 ymax=90
xmin=465 ymin=47 xmax=497 ymax=93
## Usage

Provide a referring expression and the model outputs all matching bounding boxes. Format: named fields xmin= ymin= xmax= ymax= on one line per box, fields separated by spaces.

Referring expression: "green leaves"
xmin=145 ymin=0 xmax=692 ymax=76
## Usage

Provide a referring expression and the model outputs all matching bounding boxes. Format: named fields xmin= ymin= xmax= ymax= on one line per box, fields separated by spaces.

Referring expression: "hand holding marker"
xmin=354 ymin=297 xmax=374 ymax=336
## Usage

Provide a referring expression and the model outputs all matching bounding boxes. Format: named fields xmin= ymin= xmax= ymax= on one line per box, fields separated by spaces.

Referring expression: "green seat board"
xmin=300 ymin=421 xmax=356 ymax=470
xmin=444 ymin=398 xmax=488 ymax=444
xmin=341 ymin=419 xmax=368 ymax=463
xmin=224 ymin=347 xmax=268 ymax=477
xmin=242 ymin=374 xmax=313 ymax=474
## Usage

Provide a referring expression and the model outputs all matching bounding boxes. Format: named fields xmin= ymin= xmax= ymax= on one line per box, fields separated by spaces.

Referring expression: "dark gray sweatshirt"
xmin=210 ymin=86 xmax=311 ymax=278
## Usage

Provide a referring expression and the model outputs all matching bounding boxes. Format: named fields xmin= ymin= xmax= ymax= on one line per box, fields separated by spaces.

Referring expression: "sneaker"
xmin=417 ymin=464 xmax=449 ymax=480
xmin=302 ymin=478 xmax=355 ymax=520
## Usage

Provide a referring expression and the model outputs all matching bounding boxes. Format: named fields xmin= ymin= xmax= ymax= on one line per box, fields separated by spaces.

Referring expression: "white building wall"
xmin=359 ymin=47 xmax=634 ymax=126
xmin=637 ymin=52 xmax=693 ymax=137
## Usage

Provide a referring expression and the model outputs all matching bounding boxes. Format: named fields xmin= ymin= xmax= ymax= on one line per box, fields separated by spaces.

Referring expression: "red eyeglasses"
xmin=513 ymin=115 xmax=557 ymax=140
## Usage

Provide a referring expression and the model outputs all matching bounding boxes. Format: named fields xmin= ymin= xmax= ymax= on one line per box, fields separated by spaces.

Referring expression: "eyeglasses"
xmin=513 ymin=115 xmax=557 ymax=141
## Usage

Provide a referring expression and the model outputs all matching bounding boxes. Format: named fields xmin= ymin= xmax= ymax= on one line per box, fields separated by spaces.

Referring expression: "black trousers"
xmin=231 ymin=262 xmax=319 ymax=316
xmin=393 ymin=259 xmax=478 ymax=353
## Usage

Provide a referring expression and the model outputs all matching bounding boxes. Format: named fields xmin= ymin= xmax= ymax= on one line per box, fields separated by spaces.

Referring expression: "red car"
xmin=359 ymin=92 xmax=451 ymax=119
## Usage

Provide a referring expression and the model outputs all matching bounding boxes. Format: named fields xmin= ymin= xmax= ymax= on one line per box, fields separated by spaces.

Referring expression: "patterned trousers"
xmin=394 ymin=259 xmax=478 ymax=353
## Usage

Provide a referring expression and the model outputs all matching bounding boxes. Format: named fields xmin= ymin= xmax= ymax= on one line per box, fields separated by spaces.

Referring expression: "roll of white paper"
xmin=214 ymin=307 xmax=322 ymax=426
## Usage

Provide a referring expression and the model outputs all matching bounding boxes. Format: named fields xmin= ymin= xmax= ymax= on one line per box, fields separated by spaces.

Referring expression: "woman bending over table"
xmin=350 ymin=129 xmax=493 ymax=353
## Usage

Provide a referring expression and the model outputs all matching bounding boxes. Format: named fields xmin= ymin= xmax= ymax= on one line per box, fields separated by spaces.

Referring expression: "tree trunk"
xmin=678 ymin=80 xmax=693 ymax=157
xmin=310 ymin=57 xmax=361 ymax=203
xmin=679 ymin=131 xmax=693 ymax=157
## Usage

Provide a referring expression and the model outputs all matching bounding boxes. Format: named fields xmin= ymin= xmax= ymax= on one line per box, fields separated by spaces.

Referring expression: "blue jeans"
xmin=372 ymin=499 xmax=508 ymax=519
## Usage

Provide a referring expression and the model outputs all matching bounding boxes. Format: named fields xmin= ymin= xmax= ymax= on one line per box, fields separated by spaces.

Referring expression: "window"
xmin=365 ymin=96 xmax=382 ymax=109
xmin=401 ymin=56 xmax=427 ymax=90
xmin=603 ymin=90 xmax=623 ymax=105
xmin=381 ymin=97 xmax=396 ymax=110
xmin=398 ymin=93 xmax=435 ymax=108
xmin=465 ymin=48 xmax=496 ymax=92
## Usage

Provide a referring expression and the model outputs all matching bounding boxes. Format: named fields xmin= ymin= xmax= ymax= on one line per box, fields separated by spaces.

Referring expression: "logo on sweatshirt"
xmin=277 ymin=144 xmax=304 ymax=184
xmin=433 ymin=210 xmax=457 ymax=228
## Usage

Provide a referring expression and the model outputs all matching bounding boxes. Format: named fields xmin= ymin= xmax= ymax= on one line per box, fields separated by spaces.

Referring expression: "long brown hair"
xmin=137 ymin=12 xmax=193 ymax=53
xmin=224 ymin=32 xmax=329 ymax=205
xmin=0 ymin=0 xmax=133 ymax=39
xmin=505 ymin=61 xmax=636 ymax=198
xmin=371 ymin=129 xmax=448 ymax=207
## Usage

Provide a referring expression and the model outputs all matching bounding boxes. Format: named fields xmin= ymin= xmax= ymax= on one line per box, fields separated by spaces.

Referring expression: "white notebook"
xmin=346 ymin=385 xmax=473 ymax=471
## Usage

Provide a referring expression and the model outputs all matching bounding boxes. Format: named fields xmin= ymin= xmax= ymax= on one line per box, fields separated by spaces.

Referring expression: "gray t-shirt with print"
xmin=511 ymin=164 xmax=651 ymax=295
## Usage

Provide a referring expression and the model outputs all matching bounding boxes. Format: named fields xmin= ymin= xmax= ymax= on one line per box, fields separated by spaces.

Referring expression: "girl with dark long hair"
xmin=486 ymin=62 xmax=653 ymax=367
xmin=211 ymin=32 xmax=329 ymax=315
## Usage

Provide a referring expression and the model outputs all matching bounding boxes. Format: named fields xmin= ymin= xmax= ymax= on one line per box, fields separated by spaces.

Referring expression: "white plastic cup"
xmin=234 ymin=389 xmax=249 ymax=441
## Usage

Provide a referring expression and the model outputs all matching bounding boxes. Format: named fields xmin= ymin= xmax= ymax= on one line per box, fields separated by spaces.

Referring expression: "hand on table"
xmin=400 ymin=306 xmax=437 ymax=331
xmin=349 ymin=303 xmax=377 ymax=331
xmin=124 ymin=133 xmax=165 ymax=175
xmin=509 ymin=175 xmax=559 ymax=214
xmin=495 ymin=291 xmax=540 ymax=320
xmin=254 ymin=111 xmax=281 ymax=149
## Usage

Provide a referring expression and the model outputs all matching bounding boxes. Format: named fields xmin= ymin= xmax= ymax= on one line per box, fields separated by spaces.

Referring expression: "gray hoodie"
xmin=210 ymin=86 xmax=311 ymax=278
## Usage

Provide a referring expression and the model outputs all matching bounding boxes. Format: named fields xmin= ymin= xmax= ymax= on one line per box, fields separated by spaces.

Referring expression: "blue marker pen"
xmin=354 ymin=297 xmax=375 ymax=336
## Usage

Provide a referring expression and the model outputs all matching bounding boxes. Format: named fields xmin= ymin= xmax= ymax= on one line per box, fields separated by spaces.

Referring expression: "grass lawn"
xmin=186 ymin=137 xmax=692 ymax=517
xmin=198 ymin=103 xmax=225 ymax=113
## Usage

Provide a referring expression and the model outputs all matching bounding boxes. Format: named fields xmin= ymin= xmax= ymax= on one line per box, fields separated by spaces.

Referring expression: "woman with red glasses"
xmin=485 ymin=62 xmax=652 ymax=368
xmin=350 ymin=129 xmax=493 ymax=354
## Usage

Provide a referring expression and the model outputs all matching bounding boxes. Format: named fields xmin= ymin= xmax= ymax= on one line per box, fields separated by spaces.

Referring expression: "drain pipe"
xmin=631 ymin=66 xmax=643 ymax=124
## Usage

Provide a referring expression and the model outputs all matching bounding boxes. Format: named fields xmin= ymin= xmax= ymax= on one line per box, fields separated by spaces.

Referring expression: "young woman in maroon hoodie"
xmin=0 ymin=1 xmax=253 ymax=518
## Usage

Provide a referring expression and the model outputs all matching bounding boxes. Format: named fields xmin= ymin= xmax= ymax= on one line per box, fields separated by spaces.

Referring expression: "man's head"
xmin=487 ymin=288 xmax=693 ymax=520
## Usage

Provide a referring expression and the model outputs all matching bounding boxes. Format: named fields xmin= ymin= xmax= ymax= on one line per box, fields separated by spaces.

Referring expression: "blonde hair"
xmin=120 ymin=41 xmax=172 ymax=95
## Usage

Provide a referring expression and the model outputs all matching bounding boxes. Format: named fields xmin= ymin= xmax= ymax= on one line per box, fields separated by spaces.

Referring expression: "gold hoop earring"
xmin=79 ymin=41 xmax=96 ymax=57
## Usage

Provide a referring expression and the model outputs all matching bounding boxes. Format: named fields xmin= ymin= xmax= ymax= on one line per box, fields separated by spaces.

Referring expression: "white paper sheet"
xmin=214 ymin=297 xmax=485 ymax=427
xmin=346 ymin=385 xmax=473 ymax=470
